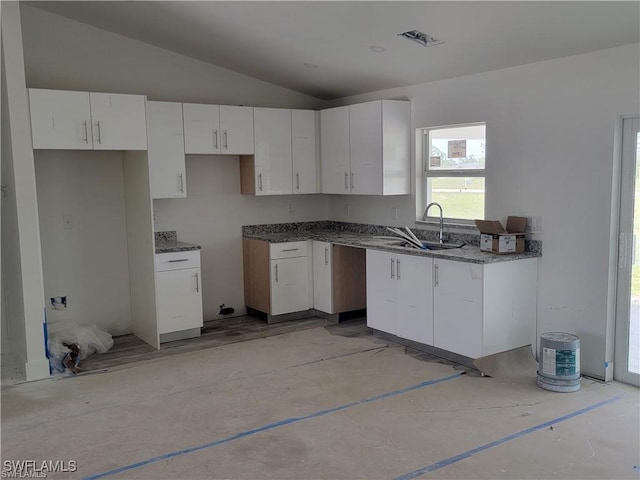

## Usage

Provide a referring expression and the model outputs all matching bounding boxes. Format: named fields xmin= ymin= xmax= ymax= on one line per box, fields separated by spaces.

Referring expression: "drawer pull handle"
xmin=281 ymin=248 xmax=299 ymax=252
xmin=168 ymin=259 xmax=189 ymax=263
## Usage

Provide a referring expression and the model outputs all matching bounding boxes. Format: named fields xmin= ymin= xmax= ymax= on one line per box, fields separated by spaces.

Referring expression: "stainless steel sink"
xmin=369 ymin=236 xmax=465 ymax=251
xmin=422 ymin=241 xmax=465 ymax=250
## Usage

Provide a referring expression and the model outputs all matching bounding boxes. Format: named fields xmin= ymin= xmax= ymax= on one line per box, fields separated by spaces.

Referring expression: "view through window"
xmin=423 ymin=123 xmax=486 ymax=221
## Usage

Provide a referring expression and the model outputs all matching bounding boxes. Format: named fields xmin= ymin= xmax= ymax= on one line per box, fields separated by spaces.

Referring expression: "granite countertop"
xmin=243 ymin=228 xmax=540 ymax=265
xmin=154 ymin=231 xmax=201 ymax=254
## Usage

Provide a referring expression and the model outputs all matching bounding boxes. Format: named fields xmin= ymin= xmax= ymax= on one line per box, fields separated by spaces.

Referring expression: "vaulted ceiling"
xmin=27 ymin=1 xmax=640 ymax=100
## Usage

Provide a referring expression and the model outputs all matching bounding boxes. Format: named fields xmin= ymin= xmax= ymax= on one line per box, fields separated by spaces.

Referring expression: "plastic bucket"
xmin=536 ymin=332 xmax=580 ymax=392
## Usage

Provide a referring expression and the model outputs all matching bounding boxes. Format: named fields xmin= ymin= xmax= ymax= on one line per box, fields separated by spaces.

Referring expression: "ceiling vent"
xmin=397 ymin=30 xmax=443 ymax=48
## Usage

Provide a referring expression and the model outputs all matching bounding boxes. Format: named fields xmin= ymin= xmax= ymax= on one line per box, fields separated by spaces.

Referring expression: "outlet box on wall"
xmin=526 ymin=216 xmax=543 ymax=232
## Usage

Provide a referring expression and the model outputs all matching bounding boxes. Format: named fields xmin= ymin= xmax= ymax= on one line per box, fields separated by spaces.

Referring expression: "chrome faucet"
xmin=422 ymin=202 xmax=444 ymax=243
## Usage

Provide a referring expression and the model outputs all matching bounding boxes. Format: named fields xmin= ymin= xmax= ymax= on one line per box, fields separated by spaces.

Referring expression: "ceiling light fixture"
xmin=304 ymin=63 xmax=318 ymax=69
xmin=369 ymin=45 xmax=386 ymax=53
xmin=397 ymin=30 xmax=443 ymax=47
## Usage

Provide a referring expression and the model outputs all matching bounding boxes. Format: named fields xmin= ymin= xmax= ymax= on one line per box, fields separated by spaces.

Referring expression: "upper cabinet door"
xmin=320 ymin=106 xmax=350 ymax=194
xmin=219 ymin=105 xmax=254 ymax=154
xmin=349 ymin=101 xmax=383 ymax=195
xmin=253 ymin=108 xmax=292 ymax=195
xmin=292 ymin=110 xmax=319 ymax=194
xmin=89 ymin=92 xmax=147 ymax=150
xmin=29 ymin=89 xmax=92 ymax=149
xmin=183 ymin=103 xmax=221 ymax=154
xmin=146 ymin=101 xmax=186 ymax=199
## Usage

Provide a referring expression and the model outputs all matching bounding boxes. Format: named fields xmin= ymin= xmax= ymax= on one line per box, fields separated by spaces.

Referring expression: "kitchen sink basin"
xmin=422 ymin=241 xmax=465 ymax=250
xmin=370 ymin=237 xmax=465 ymax=250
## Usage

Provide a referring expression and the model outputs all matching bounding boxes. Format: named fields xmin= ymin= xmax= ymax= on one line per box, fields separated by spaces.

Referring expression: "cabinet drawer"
xmin=155 ymin=250 xmax=201 ymax=272
xmin=270 ymin=241 xmax=308 ymax=259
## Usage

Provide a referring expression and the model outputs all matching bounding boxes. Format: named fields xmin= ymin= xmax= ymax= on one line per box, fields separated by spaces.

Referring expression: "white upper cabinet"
xmin=253 ymin=108 xmax=293 ymax=195
xmin=183 ymin=103 xmax=254 ymax=155
xmin=146 ymin=101 xmax=186 ymax=199
xmin=320 ymin=100 xmax=410 ymax=195
xmin=320 ymin=106 xmax=350 ymax=194
xmin=241 ymin=108 xmax=319 ymax=195
xmin=88 ymin=92 xmax=147 ymax=150
xmin=349 ymin=101 xmax=384 ymax=195
xmin=182 ymin=103 xmax=221 ymax=154
xmin=28 ymin=88 xmax=147 ymax=150
xmin=219 ymin=105 xmax=254 ymax=154
xmin=292 ymin=110 xmax=319 ymax=194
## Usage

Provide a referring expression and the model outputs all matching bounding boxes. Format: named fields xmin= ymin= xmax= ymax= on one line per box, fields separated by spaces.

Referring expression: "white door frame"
xmin=614 ymin=115 xmax=640 ymax=386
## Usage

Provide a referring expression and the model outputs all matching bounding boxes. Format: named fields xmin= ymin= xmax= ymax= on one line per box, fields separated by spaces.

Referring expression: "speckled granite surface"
xmin=155 ymin=231 xmax=201 ymax=254
xmin=242 ymin=222 xmax=541 ymax=264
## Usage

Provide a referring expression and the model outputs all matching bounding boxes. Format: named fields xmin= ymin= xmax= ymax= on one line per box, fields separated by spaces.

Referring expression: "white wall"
xmin=34 ymin=151 xmax=132 ymax=334
xmin=326 ymin=44 xmax=640 ymax=379
xmin=1 ymin=2 xmax=49 ymax=381
xmin=19 ymin=5 xmax=329 ymax=325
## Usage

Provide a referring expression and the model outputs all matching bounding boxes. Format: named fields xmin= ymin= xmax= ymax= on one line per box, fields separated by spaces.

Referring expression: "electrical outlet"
xmin=532 ymin=216 xmax=543 ymax=232
xmin=288 ymin=204 xmax=295 ymax=216
xmin=62 ymin=214 xmax=73 ymax=229
xmin=343 ymin=203 xmax=350 ymax=216
xmin=526 ymin=216 xmax=543 ymax=232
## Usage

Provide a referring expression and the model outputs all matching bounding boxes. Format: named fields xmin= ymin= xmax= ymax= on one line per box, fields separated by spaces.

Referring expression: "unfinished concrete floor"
xmin=2 ymin=321 xmax=639 ymax=479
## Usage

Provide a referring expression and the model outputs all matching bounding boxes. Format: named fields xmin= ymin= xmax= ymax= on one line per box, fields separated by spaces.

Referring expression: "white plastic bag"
xmin=47 ymin=320 xmax=114 ymax=362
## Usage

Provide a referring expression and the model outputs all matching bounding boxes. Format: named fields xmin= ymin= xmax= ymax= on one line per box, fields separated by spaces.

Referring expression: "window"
xmin=421 ymin=123 xmax=486 ymax=222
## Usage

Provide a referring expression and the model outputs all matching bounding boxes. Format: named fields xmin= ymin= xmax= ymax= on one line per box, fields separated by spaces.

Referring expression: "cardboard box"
xmin=475 ymin=216 xmax=527 ymax=254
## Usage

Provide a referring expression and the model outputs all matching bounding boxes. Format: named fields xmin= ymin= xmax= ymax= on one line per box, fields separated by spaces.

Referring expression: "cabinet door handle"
xmin=258 ymin=173 xmax=263 ymax=191
xmin=178 ymin=173 xmax=184 ymax=193
xmin=350 ymin=172 xmax=354 ymax=190
xmin=324 ymin=247 xmax=328 ymax=265
xmin=195 ymin=272 xmax=200 ymax=293
xmin=168 ymin=259 xmax=189 ymax=263
xmin=390 ymin=258 xmax=395 ymax=279
xmin=275 ymin=264 xmax=278 ymax=283
xmin=344 ymin=172 xmax=349 ymax=190
xmin=96 ymin=120 xmax=102 ymax=144
xmin=434 ymin=263 xmax=439 ymax=287
xmin=396 ymin=259 xmax=401 ymax=280
xmin=213 ymin=130 xmax=218 ymax=149
xmin=82 ymin=120 xmax=89 ymax=144
xmin=223 ymin=130 xmax=228 ymax=149
xmin=296 ymin=172 xmax=300 ymax=191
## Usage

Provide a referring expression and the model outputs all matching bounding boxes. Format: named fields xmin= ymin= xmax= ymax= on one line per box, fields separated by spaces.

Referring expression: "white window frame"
xmin=417 ymin=122 xmax=486 ymax=225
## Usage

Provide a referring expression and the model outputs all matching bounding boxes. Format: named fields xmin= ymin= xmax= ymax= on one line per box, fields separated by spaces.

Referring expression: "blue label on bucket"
xmin=555 ymin=349 xmax=577 ymax=376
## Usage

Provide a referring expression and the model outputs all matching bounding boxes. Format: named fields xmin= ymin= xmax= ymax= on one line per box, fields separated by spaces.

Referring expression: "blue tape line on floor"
xmin=393 ymin=395 xmax=622 ymax=480
xmin=82 ymin=371 xmax=463 ymax=480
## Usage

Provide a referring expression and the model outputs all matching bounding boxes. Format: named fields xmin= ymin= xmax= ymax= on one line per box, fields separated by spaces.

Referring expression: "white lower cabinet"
xmin=270 ymin=241 xmax=310 ymax=316
xmin=366 ymin=250 xmax=433 ymax=344
xmin=154 ymin=251 xmax=203 ymax=337
xmin=367 ymin=250 xmax=538 ymax=359
xmin=432 ymin=258 xmax=537 ymax=358
xmin=432 ymin=259 xmax=483 ymax=358
xmin=271 ymin=255 xmax=309 ymax=316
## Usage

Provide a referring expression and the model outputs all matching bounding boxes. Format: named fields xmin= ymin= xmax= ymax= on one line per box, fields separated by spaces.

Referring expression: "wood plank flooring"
xmin=79 ymin=315 xmax=330 ymax=371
